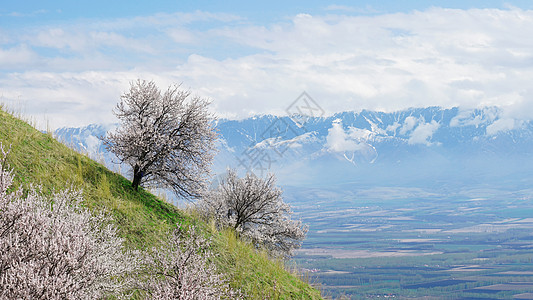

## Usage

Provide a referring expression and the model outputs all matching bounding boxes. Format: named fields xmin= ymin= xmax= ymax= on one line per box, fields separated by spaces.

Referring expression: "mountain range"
xmin=54 ymin=106 xmax=533 ymax=191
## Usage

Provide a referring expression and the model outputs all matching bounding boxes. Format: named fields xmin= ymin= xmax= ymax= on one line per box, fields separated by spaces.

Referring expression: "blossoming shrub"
xmin=200 ymin=169 xmax=307 ymax=258
xmin=0 ymin=144 xmax=137 ymax=299
xmin=139 ymin=225 xmax=240 ymax=299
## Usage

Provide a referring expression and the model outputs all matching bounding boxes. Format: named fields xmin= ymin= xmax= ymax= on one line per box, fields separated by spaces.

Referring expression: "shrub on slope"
xmin=0 ymin=145 xmax=137 ymax=299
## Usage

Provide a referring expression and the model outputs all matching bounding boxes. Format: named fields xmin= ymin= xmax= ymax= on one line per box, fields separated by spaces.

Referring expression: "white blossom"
xmin=200 ymin=169 xmax=308 ymax=258
xmin=103 ymin=79 xmax=217 ymax=200
xmin=139 ymin=225 xmax=240 ymax=299
xmin=0 ymin=143 xmax=138 ymax=299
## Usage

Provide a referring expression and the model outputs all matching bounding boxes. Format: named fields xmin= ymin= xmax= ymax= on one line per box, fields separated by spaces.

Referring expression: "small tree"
xmin=0 ymin=144 xmax=137 ymax=299
xmin=200 ymin=169 xmax=307 ymax=257
xmin=103 ymin=79 xmax=217 ymax=200
xmin=139 ymin=225 xmax=239 ymax=299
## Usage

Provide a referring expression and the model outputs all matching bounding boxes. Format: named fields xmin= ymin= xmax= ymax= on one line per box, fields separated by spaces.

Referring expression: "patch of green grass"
xmin=0 ymin=108 xmax=322 ymax=299
xmin=208 ymin=226 xmax=322 ymax=299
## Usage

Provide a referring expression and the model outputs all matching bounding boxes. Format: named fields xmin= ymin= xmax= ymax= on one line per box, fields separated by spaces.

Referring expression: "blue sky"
xmin=2 ymin=1 xmax=533 ymax=129
xmin=3 ymin=1 xmax=532 ymax=20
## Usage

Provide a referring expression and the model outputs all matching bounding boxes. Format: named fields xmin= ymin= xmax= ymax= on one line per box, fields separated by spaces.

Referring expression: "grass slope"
xmin=0 ymin=108 xmax=321 ymax=299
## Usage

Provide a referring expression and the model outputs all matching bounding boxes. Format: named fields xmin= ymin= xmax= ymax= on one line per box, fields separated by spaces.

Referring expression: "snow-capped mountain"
xmin=54 ymin=123 xmax=120 ymax=171
xmin=54 ymin=107 xmax=533 ymax=189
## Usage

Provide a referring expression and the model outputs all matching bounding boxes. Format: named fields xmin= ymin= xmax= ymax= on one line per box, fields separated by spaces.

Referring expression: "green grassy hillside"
xmin=0 ymin=107 xmax=322 ymax=299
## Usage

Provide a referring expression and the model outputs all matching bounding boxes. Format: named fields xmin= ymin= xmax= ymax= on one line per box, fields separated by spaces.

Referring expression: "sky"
xmin=2 ymin=1 xmax=533 ymax=129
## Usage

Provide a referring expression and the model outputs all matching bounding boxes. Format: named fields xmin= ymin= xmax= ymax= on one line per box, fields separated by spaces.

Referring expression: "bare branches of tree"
xmin=103 ymin=79 xmax=217 ymax=200
xmin=200 ymin=169 xmax=307 ymax=258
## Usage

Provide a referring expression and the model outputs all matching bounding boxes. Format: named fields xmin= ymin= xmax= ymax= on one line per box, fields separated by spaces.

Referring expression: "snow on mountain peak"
xmin=55 ymin=106 xmax=533 ymax=186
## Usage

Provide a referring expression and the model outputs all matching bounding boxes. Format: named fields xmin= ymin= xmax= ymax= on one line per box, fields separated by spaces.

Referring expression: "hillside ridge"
xmin=0 ymin=108 xmax=322 ymax=299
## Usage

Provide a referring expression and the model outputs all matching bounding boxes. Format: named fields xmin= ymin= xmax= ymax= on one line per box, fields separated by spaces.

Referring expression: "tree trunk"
xmin=132 ymin=166 xmax=142 ymax=191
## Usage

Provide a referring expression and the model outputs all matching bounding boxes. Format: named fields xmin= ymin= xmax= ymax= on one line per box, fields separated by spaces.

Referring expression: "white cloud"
xmin=326 ymin=120 xmax=363 ymax=152
xmin=181 ymin=8 xmax=533 ymax=119
xmin=31 ymin=27 xmax=156 ymax=55
xmin=90 ymin=31 xmax=156 ymax=53
xmin=34 ymin=28 xmax=87 ymax=51
xmin=326 ymin=119 xmax=378 ymax=156
xmin=400 ymin=116 xmax=418 ymax=135
xmin=167 ymin=28 xmax=200 ymax=44
xmin=486 ymin=118 xmax=522 ymax=136
xmin=3 ymin=8 xmax=533 ymax=129
xmin=4 ymin=9 xmax=48 ymax=18
xmin=408 ymin=120 xmax=440 ymax=146
xmin=0 ymin=71 xmax=132 ymax=129
xmin=386 ymin=122 xmax=401 ymax=133
xmin=325 ymin=120 xmax=379 ymax=164
xmin=0 ymin=44 xmax=38 ymax=67
xmin=449 ymin=107 xmax=499 ymax=127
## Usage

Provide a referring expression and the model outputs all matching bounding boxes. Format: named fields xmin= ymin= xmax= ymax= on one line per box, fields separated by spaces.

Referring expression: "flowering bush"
xmin=0 ymin=142 xmax=241 ymax=299
xmin=139 ymin=225 xmax=239 ymax=299
xmin=200 ymin=169 xmax=307 ymax=258
xmin=0 ymin=144 xmax=137 ymax=299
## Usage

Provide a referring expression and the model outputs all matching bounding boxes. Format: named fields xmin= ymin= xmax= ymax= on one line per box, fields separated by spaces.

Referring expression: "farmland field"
xmin=285 ymin=182 xmax=533 ymax=299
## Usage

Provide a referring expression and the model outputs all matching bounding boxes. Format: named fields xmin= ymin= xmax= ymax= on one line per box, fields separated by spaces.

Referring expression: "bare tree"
xmin=139 ymin=225 xmax=240 ymax=299
xmin=0 ymin=144 xmax=137 ymax=299
xmin=103 ymin=79 xmax=217 ymax=199
xmin=200 ymin=169 xmax=307 ymax=257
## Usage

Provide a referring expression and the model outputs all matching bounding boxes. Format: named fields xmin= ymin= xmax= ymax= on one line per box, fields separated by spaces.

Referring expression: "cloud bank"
xmin=2 ymin=7 xmax=533 ymax=129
